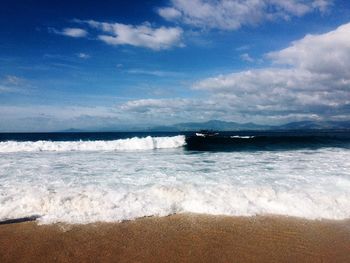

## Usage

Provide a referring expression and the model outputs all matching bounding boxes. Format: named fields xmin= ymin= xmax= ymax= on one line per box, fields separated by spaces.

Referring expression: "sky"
xmin=0 ymin=0 xmax=350 ymax=131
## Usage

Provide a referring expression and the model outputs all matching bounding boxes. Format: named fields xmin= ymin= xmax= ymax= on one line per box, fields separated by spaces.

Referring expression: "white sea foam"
xmin=0 ymin=136 xmax=186 ymax=153
xmin=0 ymin=146 xmax=349 ymax=224
xmin=231 ymin=135 xmax=255 ymax=139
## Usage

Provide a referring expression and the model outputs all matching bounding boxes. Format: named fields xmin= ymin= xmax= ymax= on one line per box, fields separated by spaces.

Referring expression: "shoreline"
xmin=1 ymin=214 xmax=349 ymax=263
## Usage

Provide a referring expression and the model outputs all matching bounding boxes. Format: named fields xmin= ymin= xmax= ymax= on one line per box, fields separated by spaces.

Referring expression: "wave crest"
xmin=0 ymin=136 xmax=186 ymax=153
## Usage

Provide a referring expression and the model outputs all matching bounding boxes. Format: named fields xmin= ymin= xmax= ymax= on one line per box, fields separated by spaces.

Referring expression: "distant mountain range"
xmin=147 ymin=120 xmax=350 ymax=132
xmin=60 ymin=120 xmax=350 ymax=132
xmin=276 ymin=120 xmax=350 ymax=130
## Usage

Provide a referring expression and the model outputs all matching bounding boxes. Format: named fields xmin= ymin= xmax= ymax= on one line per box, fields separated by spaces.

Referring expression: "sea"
xmin=0 ymin=130 xmax=350 ymax=224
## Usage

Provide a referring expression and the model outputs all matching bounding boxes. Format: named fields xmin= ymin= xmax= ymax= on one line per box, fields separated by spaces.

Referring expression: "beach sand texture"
xmin=1 ymin=214 xmax=350 ymax=263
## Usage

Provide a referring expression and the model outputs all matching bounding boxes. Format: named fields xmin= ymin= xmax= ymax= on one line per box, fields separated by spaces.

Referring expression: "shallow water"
xmin=0 ymin=133 xmax=349 ymax=224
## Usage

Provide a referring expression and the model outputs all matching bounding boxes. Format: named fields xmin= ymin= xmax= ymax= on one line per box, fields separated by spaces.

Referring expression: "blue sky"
xmin=1 ymin=0 xmax=350 ymax=131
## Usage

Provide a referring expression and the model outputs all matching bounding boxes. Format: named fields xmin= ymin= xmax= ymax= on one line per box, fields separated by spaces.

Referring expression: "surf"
xmin=0 ymin=135 xmax=186 ymax=153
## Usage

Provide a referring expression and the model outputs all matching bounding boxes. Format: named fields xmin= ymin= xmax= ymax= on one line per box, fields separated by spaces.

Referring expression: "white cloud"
xmin=53 ymin=19 xmax=183 ymax=50
xmin=0 ymin=105 xmax=121 ymax=132
xmin=77 ymin=53 xmax=90 ymax=59
xmin=0 ymin=101 xmax=220 ymax=132
xmin=121 ymin=98 xmax=189 ymax=111
xmin=158 ymin=0 xmax=333 ymax=30
xmin=4 ymin=75 xmax=24 ymax=85
xmin=6 ymin=22 xmax=349 ymax=129
xmin=125 ymin=68 xmax=181 ymax=77
xmin=240 ymin=53 xmax=255 ymax=62
xmin=267 ymin=23 xmax=350 ymax=77
xmin=37 ymin=22 xmax=344 ymax=127
xmin=53 ymin=27 xmax=88 ymax=38
xmin=118 ymin=98 xmax=228 ymax=123
xmin=158 ymin=7 xmax=182 ymax=20
xmin=0 ymin=75 xmax=28 ymax=94
xmin=192 ymin=23 xmax=350 ymax=120
xmin=80 ymin=20 xmax=183 ymax=50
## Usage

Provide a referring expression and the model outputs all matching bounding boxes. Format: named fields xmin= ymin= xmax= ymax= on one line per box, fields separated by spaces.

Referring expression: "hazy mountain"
xmin=58 ymin=120 xmax=350 ymax=132
xmin=149 ymin=120 xmax=350 ymax=132
xmin=150 ymin=120 xmax=273 ymax=131
xmin=276 ymin=121 xmax=350 ymax=130
xmin=58 ymin=128 xmax=87 ymax=133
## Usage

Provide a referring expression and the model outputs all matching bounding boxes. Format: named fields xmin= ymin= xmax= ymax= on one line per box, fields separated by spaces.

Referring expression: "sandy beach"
xmin=0 ymin=214 xmax=349 ymax=263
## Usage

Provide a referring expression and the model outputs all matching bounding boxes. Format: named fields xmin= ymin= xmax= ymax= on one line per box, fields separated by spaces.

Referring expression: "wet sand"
xmin=0 ymin=214 xmax=349 ymax=263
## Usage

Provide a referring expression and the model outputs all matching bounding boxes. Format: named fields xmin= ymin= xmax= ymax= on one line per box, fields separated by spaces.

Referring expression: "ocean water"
xmin=0 ymin=131 xmax=350 ymax=224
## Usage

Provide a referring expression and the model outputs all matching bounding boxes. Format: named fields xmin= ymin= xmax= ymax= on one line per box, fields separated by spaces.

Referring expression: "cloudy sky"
xmin=1 ymin=0 xmax=349 ymax=131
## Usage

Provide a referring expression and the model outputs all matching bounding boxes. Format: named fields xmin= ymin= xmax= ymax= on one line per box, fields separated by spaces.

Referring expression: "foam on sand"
xmin=1 ymin=183 xmax=350 ymax=224
xmin=1 ymin=146 xmax=350 ymax=224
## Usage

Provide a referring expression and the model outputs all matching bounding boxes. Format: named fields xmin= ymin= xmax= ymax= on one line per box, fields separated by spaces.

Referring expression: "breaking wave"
xmin=1 ymin=131 xmax=349 ymax=224
xmin=0 ymin=136 xmax=186 ymax=153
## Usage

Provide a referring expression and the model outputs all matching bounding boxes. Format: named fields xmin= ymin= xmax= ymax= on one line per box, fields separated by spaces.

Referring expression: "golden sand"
xmin=0 ymin=214 xmax=349 ymax=263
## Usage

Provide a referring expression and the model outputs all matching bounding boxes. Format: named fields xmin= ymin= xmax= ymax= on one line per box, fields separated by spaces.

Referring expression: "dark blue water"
xmin=185 ymin=132 xmax=350 ymax=151
xmin=0 ymin=130 xmax=349 ymax=151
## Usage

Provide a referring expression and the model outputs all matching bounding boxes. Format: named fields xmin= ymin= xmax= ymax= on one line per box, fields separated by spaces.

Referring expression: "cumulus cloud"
xmin=158 ymin=0 xmax=333 ymax=30
xmin=193 ymin=23 xmax=350 ymax=121
xmin=267 ymin=23 xmax=350 ymax=78
xmin=52 ymin=19 xmax=183 ymax=50
xmin=71 ymin=22 xmax=347 ymax=126
xmin=59 ymin=23 xmax=347 ymax=126
xmin=51 ymin=27 xmax=88 ymax=38
xmin=76 ymin=20 xmax=183 ymax=50
xmin=6 ymin=22 xmax=349 ymax=129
